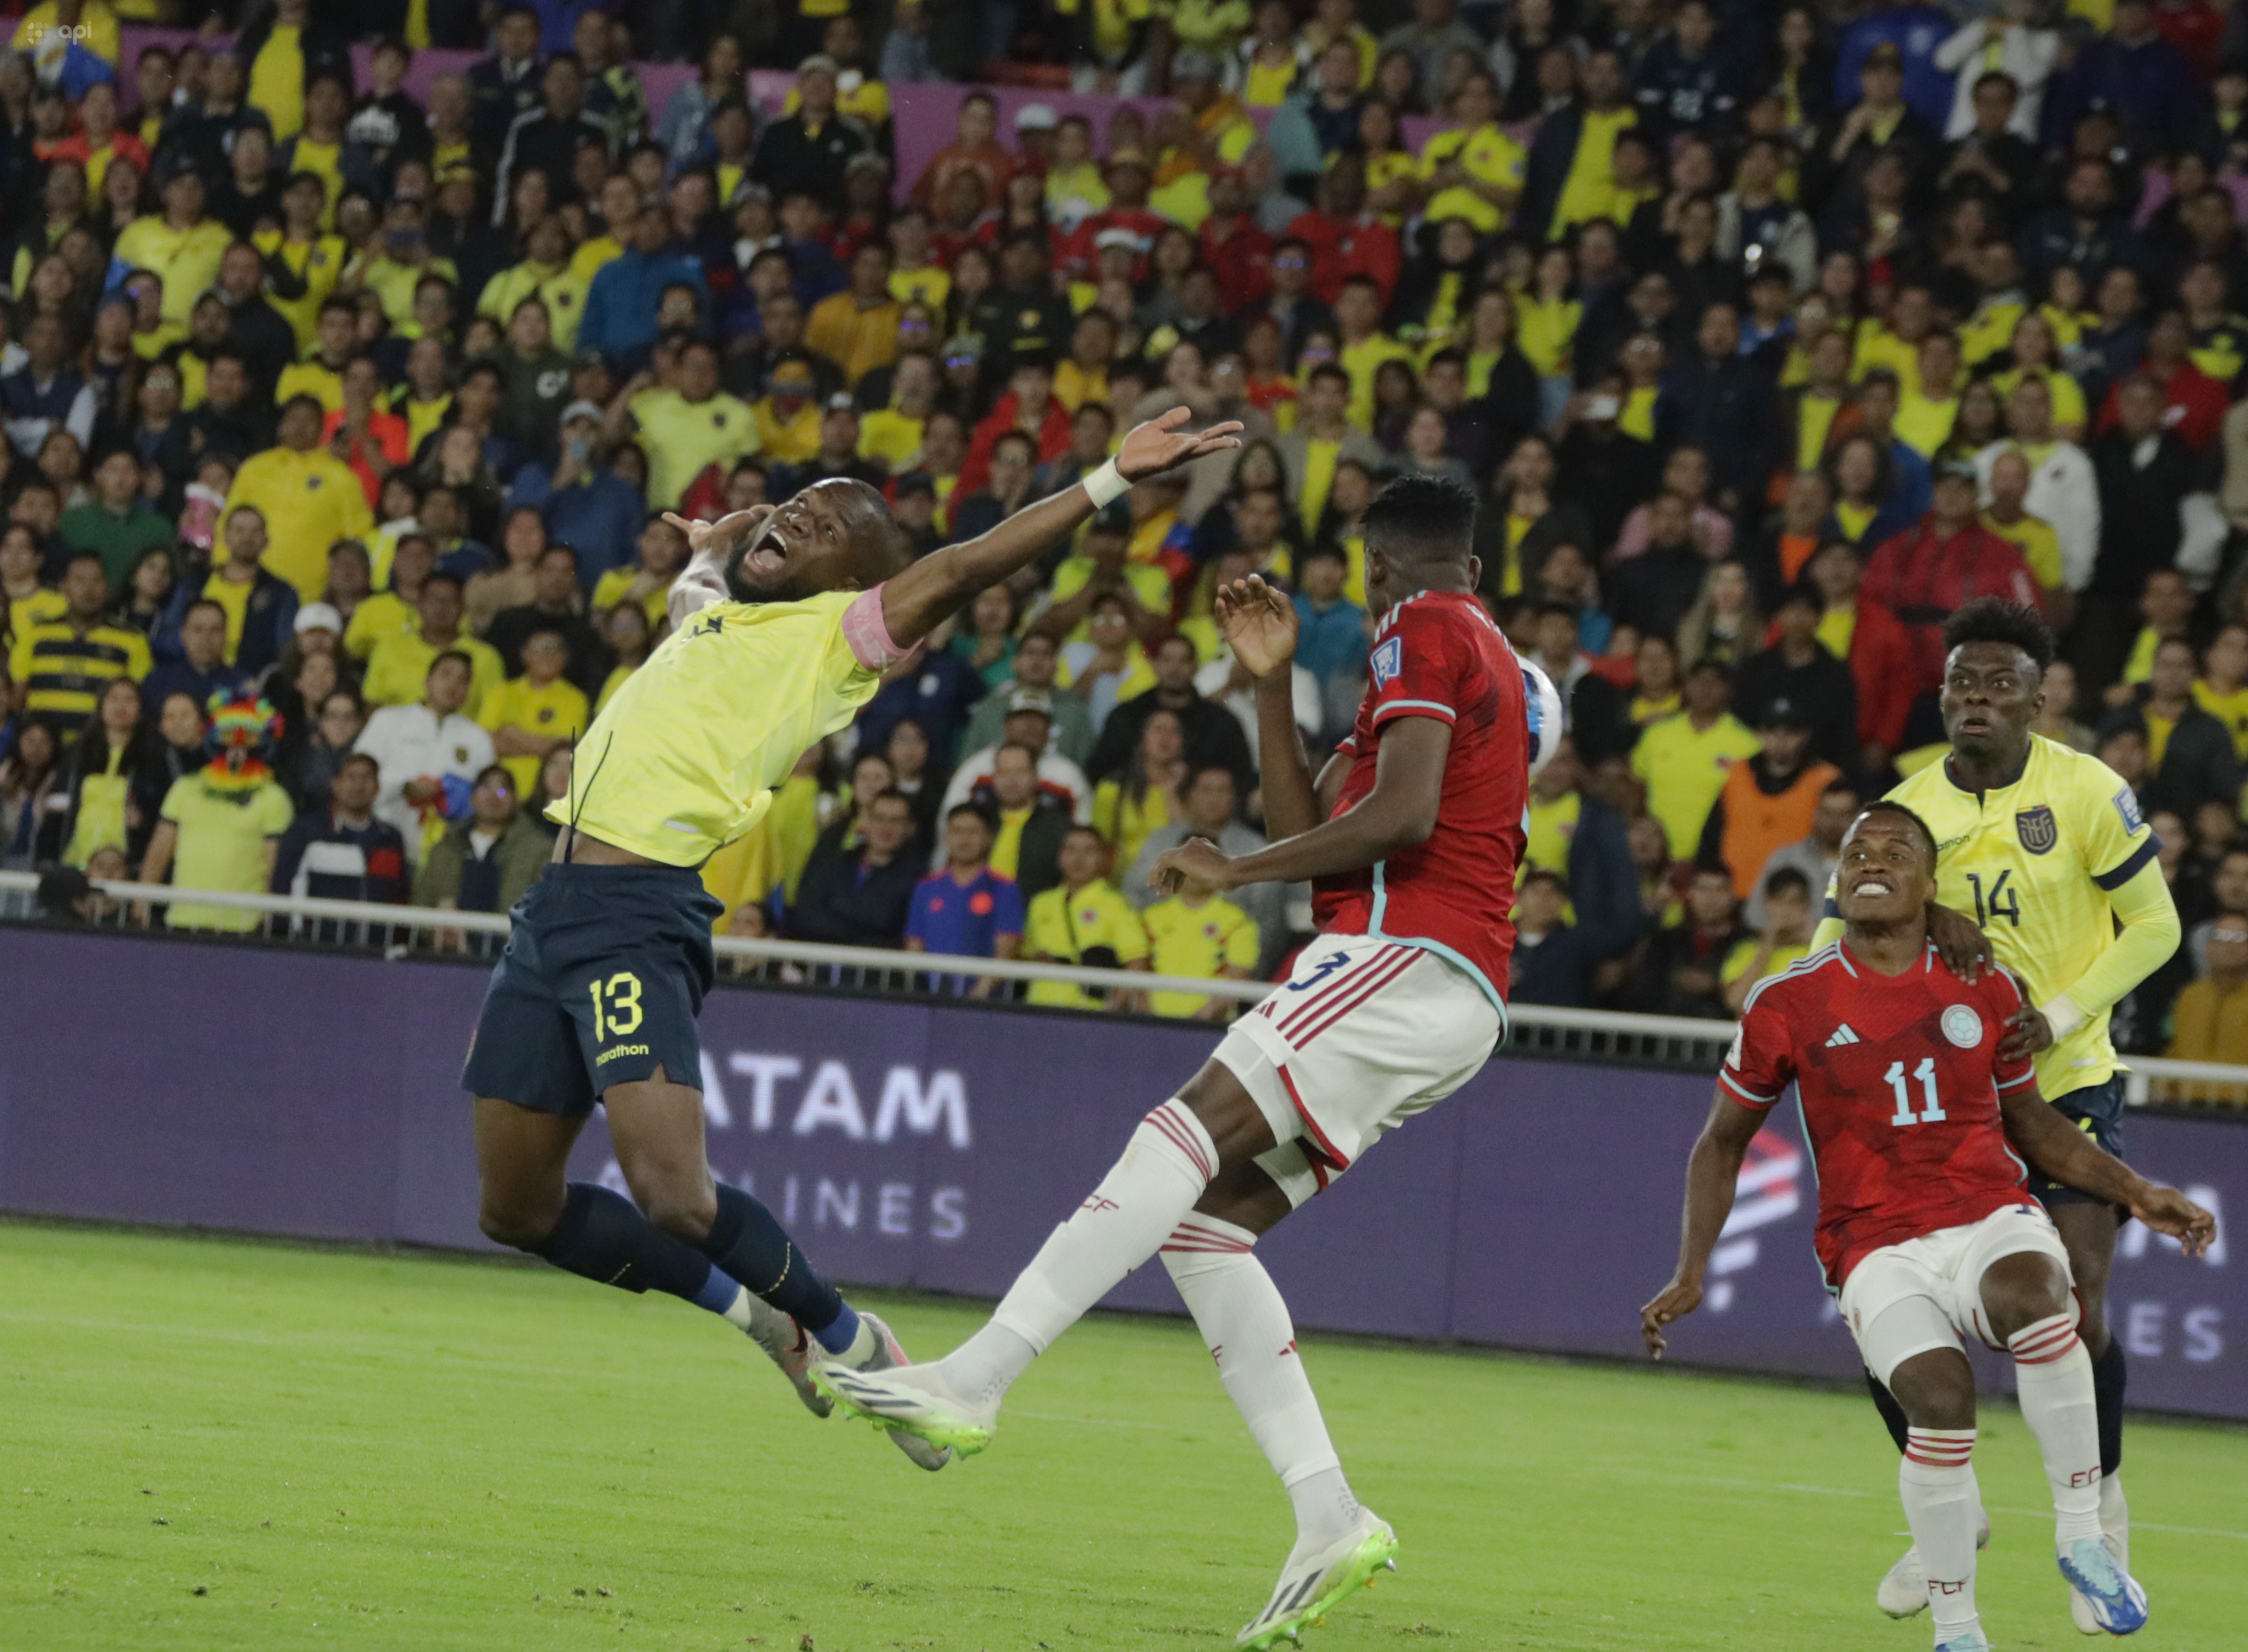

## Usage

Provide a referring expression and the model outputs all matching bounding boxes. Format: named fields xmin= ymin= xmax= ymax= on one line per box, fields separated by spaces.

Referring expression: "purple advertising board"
xmin=0 ymin=929 xmax=2240 ymax=1418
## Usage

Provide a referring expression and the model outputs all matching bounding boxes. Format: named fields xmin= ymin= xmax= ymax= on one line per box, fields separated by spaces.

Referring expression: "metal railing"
xmin=5 ymin=869 xmax=2244 ymax=1105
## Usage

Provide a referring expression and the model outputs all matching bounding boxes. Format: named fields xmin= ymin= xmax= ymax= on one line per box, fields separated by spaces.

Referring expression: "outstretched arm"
xmin=1999 ymin=1081 xmax=2216 ymax=1255
xmin=661 ymin=505 xmax=772 ymax=627
xmin=1640 ymin=1091 xmax=1765 ymax=1357
xmin=878 ymin=408 xmax=1242 ymax=649
xmin=1151 ymin=713 xmax=1447 ymax=896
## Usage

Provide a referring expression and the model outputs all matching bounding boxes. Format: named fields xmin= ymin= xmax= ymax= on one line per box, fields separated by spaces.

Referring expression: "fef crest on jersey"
xmin=2016 ymin=805 xmax=2058 ymax=855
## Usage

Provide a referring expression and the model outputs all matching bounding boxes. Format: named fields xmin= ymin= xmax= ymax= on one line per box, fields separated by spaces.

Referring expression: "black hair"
xmin=1362 ymin=474 xmax=1478 ymax=573
xmin=946 ymin=800 xmax=997 ymax=830
xmin=1820 ymin=775 xmax=1861 ymax=800
xmin=1854 ymin=798 xmax=1940 ymax=866
xmin=1763 ymin=866 xmax=1812 ymax=901
xmin=422 ymin=571 xmax=466 ymax=593
xmin=1942 ymin=597 xmax=2054 ymax=672
xmin=1306 ymin=362 xmax=1351 ymax=391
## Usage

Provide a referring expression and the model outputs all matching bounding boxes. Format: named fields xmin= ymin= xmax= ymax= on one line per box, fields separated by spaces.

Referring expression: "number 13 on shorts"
xmin=589 ymin=971 xmax=644 ymax=1040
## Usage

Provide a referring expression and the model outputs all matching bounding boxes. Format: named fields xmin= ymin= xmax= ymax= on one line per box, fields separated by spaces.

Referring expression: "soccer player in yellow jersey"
xmin=1812 ymin=601 xmax=2180 ymax=1630
xmin=459 ymin=407 xmax=1241 ymax=1462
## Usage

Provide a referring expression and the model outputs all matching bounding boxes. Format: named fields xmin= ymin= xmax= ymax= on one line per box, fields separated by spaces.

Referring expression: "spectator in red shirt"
xmin=1863 ymin=463 xmax=2044 ymax=700
xmin=2094 ymin=308 xmax=2230 ymax=453
xmin=910 ymin=89 xmax=1014 ymax=211
xmin=1806 ymin=540 xmax=1916 ymax=770
xmin=1062 ymin=149 xmax=1168 ymax=278
xmin=1283 ymin=155 xmax=1402 ymax=306
xmin=323 ymin=358 xmax=411 ymax=506
xmin=1198 ymin=168 xmax=1274 ymax=313
xmin=958 ymin=350 xmax=1073 ymax=497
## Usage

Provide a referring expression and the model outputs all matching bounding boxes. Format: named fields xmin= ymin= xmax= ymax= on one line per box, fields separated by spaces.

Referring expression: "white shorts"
xmin=1215 ymin=934 xmax=1504 ymax=1209
xmin=1839 ymin=1203 xmax=2077 ymax=1386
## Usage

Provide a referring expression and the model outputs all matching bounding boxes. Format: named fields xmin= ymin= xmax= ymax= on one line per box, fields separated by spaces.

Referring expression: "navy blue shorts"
xmin=2030 ymin=1074 xmax=2127 ymax=1210
xmin=461 ymin=862 xmax=724 ymax=1117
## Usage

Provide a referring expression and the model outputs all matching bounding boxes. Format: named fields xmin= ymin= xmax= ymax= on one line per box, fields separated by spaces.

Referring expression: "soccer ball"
xmin=1520 ymin=659 xmax=1565 ymax=778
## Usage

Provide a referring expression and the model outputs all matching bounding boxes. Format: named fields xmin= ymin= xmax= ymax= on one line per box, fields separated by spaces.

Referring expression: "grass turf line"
xmin=1 ymin=1223 xmax=2242 ymax=1651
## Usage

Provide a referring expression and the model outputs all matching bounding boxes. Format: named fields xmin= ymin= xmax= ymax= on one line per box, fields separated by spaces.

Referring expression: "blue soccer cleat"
xmin=2058 ymin=1536 xmax=2148 ymax=1635
xmin=1934 ymin=1633 xmax=1991 ymax=1652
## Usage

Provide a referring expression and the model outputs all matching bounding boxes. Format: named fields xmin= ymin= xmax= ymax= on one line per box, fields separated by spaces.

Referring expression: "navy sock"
xmin=531 ymin=1183 xmax=718 ymax=1305
xmin=1866 ymin=1368 xmax=1912 ymax=1456
xmin=2092 ymin=1337 xmax=2126 ymax=1476
xmin=700 ymin=1184 xmax=853 ymax=1348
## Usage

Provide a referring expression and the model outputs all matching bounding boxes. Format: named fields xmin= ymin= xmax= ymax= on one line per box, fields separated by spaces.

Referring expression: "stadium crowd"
xmin=2 ymin=0 xmax=2248 ymax=1055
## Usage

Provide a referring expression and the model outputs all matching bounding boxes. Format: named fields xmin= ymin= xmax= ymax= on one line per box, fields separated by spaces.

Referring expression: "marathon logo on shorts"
xmin=2016 ymin=804 xmax=2058 ymax=855
xmin=1370 ymin=637 xmax=1402 ymax=689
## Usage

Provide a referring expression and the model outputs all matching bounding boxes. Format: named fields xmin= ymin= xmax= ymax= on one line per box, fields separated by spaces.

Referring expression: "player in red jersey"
xmin=1642 ymin=803 xmax=2214 ymax=1652
xmin=820 ymin=477 xmax=1544 ymax=1649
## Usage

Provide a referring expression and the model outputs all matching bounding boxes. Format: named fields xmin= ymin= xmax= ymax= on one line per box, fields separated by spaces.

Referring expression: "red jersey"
xmin=1316 ymin=590 xmax=1528 ymax=1008
xmin=1722 ymin=943 xmax=2041 ymax=1289
xmin=1861 ymin=517 xmax=2043 ymax=696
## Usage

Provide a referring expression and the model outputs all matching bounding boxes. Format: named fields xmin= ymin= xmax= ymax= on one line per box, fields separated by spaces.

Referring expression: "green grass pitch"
xmin=2 ymin=1222 xmax=2242 ymax=1651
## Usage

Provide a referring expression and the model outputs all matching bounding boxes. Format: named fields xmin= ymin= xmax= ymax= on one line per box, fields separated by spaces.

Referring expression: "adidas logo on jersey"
xmin=1826 ymin=1024 xmax=1861 ymax=1047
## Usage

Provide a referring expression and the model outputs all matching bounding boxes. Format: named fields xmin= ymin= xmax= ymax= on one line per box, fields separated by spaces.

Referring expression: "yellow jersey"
xmin=1416 ymin=124 xmax=1527 ymax=235
xmin=478 ymin=674 xmax=589 ymax=797
xmin=552 ymin=590 xmax=889 ymax=866
xmin=1024 ymin=880 xmax=1150 ymax=1007
xmin=630 ymin=387 xmax=761 ymax=510
xmin=1982 ymin=509 xmax=2063 ymax=591
xmin=1142 ymin=892 xmax=1260 ymax=1017
xmin=1820 ymin=735 xmax=2161 ymax=1097
xmin=2192 ymin=680 xmax=2248 ymax=759
xmin=1629 ymin=710 xmax=1761 ymax=860
xmin=362 ymin=629 xmax=505 ymax=716
xmin=224 ymin=444 xmax=374 ymax=602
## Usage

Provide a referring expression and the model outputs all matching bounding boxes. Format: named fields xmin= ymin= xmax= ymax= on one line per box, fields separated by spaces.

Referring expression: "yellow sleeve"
xmin=468 ymin=645 xmax=504 ymax=718
xmin=475 ymin=683 xmax=509 ymax=731
xmin=1092 ymin=781 xmax=1119 ymax=843
xmin=126 ymin=632 xmax=152 ymax=680
xmin=2050 ymin=858 xmax=2179 ymax=1027
xmin=343 ymin=599 xmax=384 ymax=659
xmin=159 ymin=775 xmax=190 ymax=823
xmin=1223 ymin=909 xmax=1259 ymax=972
xmin=8 ymin=627 xmax=32 ymax=687
xmin=1720 ymin=937 xmax=1761 ymax=985
xmin=255 ymin=783 xmax=295 ymax=836
xmin=361 ymin=641 xmax=409 ymax=706
xmin=1811 ymin=862 xmax=1844 ymax=952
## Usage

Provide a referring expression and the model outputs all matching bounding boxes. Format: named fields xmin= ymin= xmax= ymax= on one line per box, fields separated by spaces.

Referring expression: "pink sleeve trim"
xmin=843 ymin=584 xmax=911 ymax=671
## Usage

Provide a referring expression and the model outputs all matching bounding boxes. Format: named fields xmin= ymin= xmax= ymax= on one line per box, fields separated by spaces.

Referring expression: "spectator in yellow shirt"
xmin=477 ymin=628 xmax=588 ymax=797
xmin=751 ymin=354 xmax=825 ymax=465
xmin=590 ymin=516 xmax=687 ymax=630
xmin=617 ymin=338 xmax=760 ymax=509
xmin=223 ymin=395 xmax=374 ymax=601
xmin=1141 ymin=880 xmax=1260 ymax=1018
xmin=1024 ymin=825 xmax=1152 ymax=1008
xmin=807 ymin=241 xmax=904 ymax=389
xmin=112 ymin=160 xmax=233 ymax=327
xmin=362 ymin=571 xmax=505 ymax=715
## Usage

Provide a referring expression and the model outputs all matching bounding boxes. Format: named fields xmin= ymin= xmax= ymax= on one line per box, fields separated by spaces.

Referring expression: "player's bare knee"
xmin=1193 ymin=1160 xmax=1291 ymax=1237
xmin=1979 ymin=1250 xmax=2073 ymax=1345
xmin=477 ymin=1191 xmax=558 ymax=1252
xmin=634 ymin=1176 xmax=717 ymax=1244
xmin=1888 ymin=1349 xmax=1977 ymax=1432
xmin=1178 ymin=1061 xmax=1278 ymax=1167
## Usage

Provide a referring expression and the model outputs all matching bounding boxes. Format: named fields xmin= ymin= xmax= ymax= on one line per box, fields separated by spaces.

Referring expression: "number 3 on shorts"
xmin=589 ymin=971 xmax=645 ymax=1040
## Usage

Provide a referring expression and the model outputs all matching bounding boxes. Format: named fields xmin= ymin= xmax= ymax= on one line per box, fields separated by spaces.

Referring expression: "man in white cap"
xmin=1014 ymin=102 xmax=1059 ymax=173
xmin=507 ymin=399 xmax=645 ymax=590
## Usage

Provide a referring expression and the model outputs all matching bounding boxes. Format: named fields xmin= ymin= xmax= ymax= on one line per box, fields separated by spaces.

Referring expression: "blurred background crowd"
xmin=2 ymin=0 xmax=2247 ymax=1059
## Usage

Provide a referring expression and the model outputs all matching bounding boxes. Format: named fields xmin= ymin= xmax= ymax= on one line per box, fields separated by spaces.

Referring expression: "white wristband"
xmin=2037 ymin=994 xmax=2087 ymax=1040
xmin=1083 ymin=458 xmax=1130 ymax=510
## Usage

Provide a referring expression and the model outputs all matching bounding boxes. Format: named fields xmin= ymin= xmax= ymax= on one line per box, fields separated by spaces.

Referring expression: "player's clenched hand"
xmin=2129 ymin=1184 xmax=2218 ymax=1259
xmin=1216 ymin=575 xmax=1298 ymax=680
xmin=1115 ymin=407 xmax=1246 ymax=481
xmin=1151 ymin=835 xmax=1235 ymax=896
xmin=1997 ymin=1004 xmax=2056 ymax=1062
xmin=1925 ymin=900 xmax=1992 ymax=984
xmin=1640 ymin=1276 xmax=1703 ymax=1359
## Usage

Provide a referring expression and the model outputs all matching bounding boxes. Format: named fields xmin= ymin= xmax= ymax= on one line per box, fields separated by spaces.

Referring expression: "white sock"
xmin=945 ymin=1100 xmax=1219 ymax=1406
xmin=2009 ymin=1313 xmax=2104 ymax=1549
xmin=1161 ymin=1215 xmax=1356 ymax=1548
xmin=2101 ymin=1472 xmax=2129 ymax=1568
xmin=1901 ymin=1430 xmax=1980 ymax=1644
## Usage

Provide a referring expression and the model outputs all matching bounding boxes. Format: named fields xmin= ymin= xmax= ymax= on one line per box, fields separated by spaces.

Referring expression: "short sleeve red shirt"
xmin=1315 ymin=590 xmax=1530 ymax=1007
xmin=1722 ymin=944 xmax=2040 ymax=1289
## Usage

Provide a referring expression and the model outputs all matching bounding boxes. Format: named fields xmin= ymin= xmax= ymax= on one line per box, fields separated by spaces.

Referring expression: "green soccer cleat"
xmin=819 ymin=1314 xmax=958 ymax=1471
xmin=814 ymin=1358 xmax=996 ymax=1458
xmin=1236 ymin=1508 xmax=1398 ymax=1650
